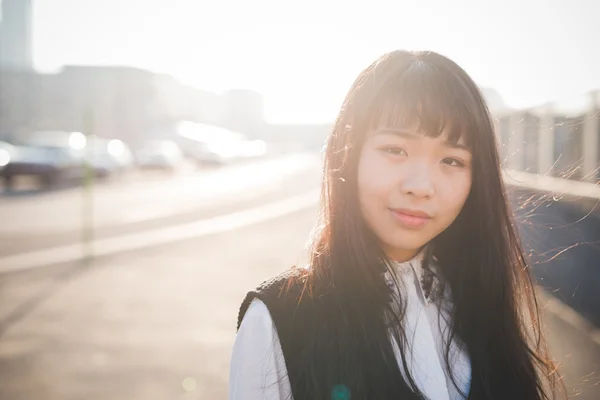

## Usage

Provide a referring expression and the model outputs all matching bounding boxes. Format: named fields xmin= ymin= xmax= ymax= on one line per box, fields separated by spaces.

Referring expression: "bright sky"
xmin=28 ymin=0 xmax=600 ymax=123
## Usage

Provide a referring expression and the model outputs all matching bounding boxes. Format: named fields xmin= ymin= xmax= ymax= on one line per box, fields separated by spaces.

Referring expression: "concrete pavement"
xmin=0 ymin=153 xmax=322 ymax=258
xmin=0 ymin=206 xmax=317 ymax=400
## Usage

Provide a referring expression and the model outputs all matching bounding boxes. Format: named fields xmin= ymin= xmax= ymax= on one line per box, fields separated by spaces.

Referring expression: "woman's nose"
xmin=400 ymin=162 xmax=435 ymax=198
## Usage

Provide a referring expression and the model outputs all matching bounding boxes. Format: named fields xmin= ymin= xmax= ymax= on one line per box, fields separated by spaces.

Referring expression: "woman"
xmin=229 ymin=50 xmax=563 ymax=399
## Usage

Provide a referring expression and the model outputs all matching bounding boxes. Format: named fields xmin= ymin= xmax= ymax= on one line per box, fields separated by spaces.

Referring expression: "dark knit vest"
xmin=237 ymin=266 xmax=546 ymax=400
xmin=236 ymin=266 xmax=423 ymax=400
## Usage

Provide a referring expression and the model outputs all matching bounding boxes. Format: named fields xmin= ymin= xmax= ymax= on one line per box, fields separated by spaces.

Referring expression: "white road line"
xmin=0 ymin=188 xmax=321 ymax=274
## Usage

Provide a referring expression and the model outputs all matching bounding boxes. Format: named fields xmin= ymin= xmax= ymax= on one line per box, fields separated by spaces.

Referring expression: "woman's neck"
xmin=383 ymin=246 xmax=425 ymax=263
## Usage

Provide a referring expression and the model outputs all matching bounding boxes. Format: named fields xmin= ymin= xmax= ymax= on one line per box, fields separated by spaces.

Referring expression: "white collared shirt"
xmin=229 ymin=256 xmax=471 ymax=400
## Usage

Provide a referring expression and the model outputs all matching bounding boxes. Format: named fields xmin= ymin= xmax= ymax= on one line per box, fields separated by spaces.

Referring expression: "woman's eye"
xmin=382 ymin=147 xmax=407 ymax=156
xmin=441 ymin=158 xmax=465 ymax=167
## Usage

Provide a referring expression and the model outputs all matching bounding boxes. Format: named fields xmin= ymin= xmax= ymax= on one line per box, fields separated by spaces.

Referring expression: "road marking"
xmin=0 ymin=188 xmax=321 ymax=274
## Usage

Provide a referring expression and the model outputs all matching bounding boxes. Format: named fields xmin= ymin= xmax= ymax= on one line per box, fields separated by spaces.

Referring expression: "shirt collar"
xmin=385 ymin=249 xmax=443 ymax=305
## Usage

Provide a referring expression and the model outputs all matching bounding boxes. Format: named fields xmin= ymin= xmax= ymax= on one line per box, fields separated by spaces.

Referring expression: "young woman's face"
xmin=357 ymin=127 xmax=473 ymax=261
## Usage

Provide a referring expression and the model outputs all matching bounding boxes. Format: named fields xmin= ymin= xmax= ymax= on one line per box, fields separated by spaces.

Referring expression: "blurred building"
xmin=0 ymin=0 xmax=33 ymax=71
xmin=495 ymin=90 xmax=600 ymax=182
xmin=0 ymin=64 xmax=227 ymax=148
xmin=0 ymin=0 xmax=233 ymax=147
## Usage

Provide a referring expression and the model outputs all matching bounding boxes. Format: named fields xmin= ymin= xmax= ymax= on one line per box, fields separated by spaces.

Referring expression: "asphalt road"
xmin=0 ymin=153 xmax=321 ymax=257
xmin=0 ymin=154 xmax=598 ymax=399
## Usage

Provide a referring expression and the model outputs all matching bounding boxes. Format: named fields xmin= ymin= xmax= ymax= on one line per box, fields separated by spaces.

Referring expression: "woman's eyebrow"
xmin=374 ymin=128 xmax=471 ymax=151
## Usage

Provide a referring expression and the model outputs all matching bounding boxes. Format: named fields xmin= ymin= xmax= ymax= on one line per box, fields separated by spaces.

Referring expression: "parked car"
xmin=86 ymin=136 xmax=135 ymax=178
xmin=0 ymin=141 xmax=14 ymax=171
xmin=176 ymin=122 xmax=267 ymax=165
xmin=135 ymin=140 xmax=184 ymax=170
xmin=0 ymin=131 xmax=86 ymax=188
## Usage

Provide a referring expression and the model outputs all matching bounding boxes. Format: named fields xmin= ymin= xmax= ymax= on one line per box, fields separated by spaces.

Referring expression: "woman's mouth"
xmin=389 ymin=208 xmax=432 ymax=229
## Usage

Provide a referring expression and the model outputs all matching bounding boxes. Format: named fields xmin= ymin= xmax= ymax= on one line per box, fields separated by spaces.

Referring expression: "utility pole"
xmin=82 ymin=109 xmax=95 ymax=261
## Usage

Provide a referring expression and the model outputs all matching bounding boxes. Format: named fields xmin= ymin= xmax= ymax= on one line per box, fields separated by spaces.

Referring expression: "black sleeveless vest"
xmin=236 ymin=266 xmax=540 ymax=400
xmin=236 ymin=266 xmax=423 ymax=399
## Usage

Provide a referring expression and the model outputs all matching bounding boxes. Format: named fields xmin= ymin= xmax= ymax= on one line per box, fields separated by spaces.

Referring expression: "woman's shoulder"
xmin=237 ymin=265 xmax=311 ymax=331
xmin=237 ymin=298 xmax=274 ymax=333
xmin=254 ymin=265 xmax=310 ymax=296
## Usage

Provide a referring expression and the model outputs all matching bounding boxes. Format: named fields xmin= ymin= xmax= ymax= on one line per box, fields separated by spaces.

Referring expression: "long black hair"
xmin=300 ymin=50 xmax=563 ymax=399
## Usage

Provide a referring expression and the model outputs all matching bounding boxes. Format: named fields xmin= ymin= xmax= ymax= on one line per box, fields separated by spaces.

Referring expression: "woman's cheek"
xmin=439 ymin=175 xmax=471 ymax=212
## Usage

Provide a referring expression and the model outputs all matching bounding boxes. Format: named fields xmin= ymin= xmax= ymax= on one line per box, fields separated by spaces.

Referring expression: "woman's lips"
xmin=390 ymin=208 xmax=432 ymax=229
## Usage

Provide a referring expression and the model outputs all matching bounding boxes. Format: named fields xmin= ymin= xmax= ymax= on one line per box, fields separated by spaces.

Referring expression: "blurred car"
xmin=135 ymin=140 xmax=184 ymax=170
xmin=176 ymin=122 xmax=267 ymax=165
xmin=200 ymin=136 xmax=267 ymax=164
xmin=86 ymin=136 xmax=135 ymax=178
xmin=0 ymin=141 xmax=14 ymax=171
xmin=0 ymin=131 xmax=86 ymax=188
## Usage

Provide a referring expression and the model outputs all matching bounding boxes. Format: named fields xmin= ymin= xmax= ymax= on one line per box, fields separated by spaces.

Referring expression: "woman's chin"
xmin=380 ymin=238 xmax=429 ymax=261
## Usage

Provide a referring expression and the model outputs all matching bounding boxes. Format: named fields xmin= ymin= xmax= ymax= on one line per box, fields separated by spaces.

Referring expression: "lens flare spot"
xmin=331 ymin=384 xmax=351 ymax=400
xmin=182 ymin=377 xmax=197 ymax=392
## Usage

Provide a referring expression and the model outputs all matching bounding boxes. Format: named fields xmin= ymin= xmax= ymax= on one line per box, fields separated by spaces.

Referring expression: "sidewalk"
xmin=0 ymin=206 xmax=317 ymax=400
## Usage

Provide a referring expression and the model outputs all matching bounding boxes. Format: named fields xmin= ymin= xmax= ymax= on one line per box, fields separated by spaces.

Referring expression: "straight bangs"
xmin=364 ymin=60 xmax=485 ymax=149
